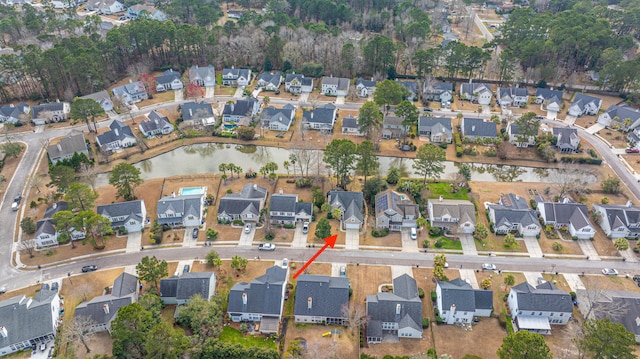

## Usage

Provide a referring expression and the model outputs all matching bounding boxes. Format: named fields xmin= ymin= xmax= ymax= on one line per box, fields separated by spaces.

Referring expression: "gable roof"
xmin=375 ymin=190 xmax=419 ymax=219
xmin=356 ymin=77 xmax=376 ymax=88
xmin=47 ymin=132 xmax=87 ymax=160
xmin=428 ymin=199 xmax=476 ymax=225
xmin=32 ymin=102 xmax=67 ymax=118
xmin=44 ymin=201 xmax=68 ymax=219
xmin=155 ymin=69 xmax=181 ymax=85
xmin=511 ymin=282 xmax=573 ymax=313
xmin=535 ymin=88 xmax=563 ymax=105
xmin=328 ymin=190 xmax=364 ymax=222
xmin=79 ymin=90 xmax=112 ymax=106
xmin=223 ymin=98 xmax=258 ymax=117
xmin=539 ymin=201 xmax=591 ymax=227
xmin=322 ymin=77 xmax=350 ymax=91
xmin=497 ymin=87 xmax=528 ymax=99
xmin=218 ymin=184 xmax=268 ymax=217
xmin=189 ymin=65 xmax=216 ymax=83
xmin=570 ymin=93 xmax=601 ymax=112
xmin=74 ymin=273 xmax=137 ymax=326
xmin=140 ymin=110 xmax=171 ymax=133
xmin=489 ymin=204 xmax=539 ymax=230
xmin=294 ymin=275 xmax=350 ymax=318
xmin=302 ymin=104 xmax=336 ymax=124
xmin=228 ymin=266 xmax=287 ymax=316
xmin=222 ymin=68 xmax=251 ymax=80
xmin=97 ymin=200 xmax=145 ymax=227
xmin=438 ymin=279 xmax=494 ymax=312
xmin=270 ymin=194 xmax=297 ymax=212
xmin=261 ymin=105 xmax=294 ymax=123
xmin=424 ymin=81 xmax=453 ymax=93
xmin=342 ymin=115 xmax=359 ymax=129
xmin=285 ymin=73 xmax=312 ymax=86
xmin=604 ymin=105 xmax=640 ymax=124
xmin=96 ymin=120 xmax=134 ymax=146
xmin=181 ymin=101 xmax=214 ymax=121
xmin=0 ymin=290 xmax=59 ymax=346
xmin=366 ymin=275 xmax=422 ymax=333
xmin=593 ymin=203 xmax=640 ymax=230
xmin=587 ymin=290 xmax=640 ymax=337
xmin=553 ymin=127 xmax=579 ymax=147
xmin=157 ymin=194 xmax=203 ymax=224
xmin=499 ymin=193 xmax=530 ymax=210
xmin=112 ymin=81 xmax=146 ymax=97
xmin=461 ymin=82 xmax=492 ymax=97
xmin=35 ymin=219 xmax=56 ymax=237
xmin=418 ymin=116 xmax=452 ymax=133
xmin=257 ymin=72 xmax=282 ymax=87
xmin=462 ymin=118 xmax=497 ymax=138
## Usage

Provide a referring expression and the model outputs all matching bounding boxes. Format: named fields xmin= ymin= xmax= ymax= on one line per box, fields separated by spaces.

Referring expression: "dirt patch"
xmin=432 ymin=318 xmax=506 ymax=358
xmin=21 ymin=236 xmax=128 ymax=267
xmin=582 ymin=274 xmax=640 ymax=293
xmin=348 ymin=265 xmax=391 ymax=304
xmin=285 ymin=323 xmax=358 ymax=359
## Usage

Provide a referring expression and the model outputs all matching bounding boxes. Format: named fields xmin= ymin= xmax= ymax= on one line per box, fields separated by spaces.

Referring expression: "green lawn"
xmin=428 ymin=182 xmax=470 ymax=201
xmin=429 ymin=236 xmax=463 ymax=250
xmin=219 ymin=326 xmax=277 ymax=350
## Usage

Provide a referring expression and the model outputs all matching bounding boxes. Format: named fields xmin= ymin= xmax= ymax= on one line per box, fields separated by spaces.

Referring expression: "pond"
xmin=95 ymin=143 xmax=596 ymax=186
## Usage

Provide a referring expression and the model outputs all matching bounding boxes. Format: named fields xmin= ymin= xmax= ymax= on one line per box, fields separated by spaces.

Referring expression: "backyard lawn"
xmin=219 ymin=326 xmax=278 ymax=351
xmin=428 ymin=182 xmax=470 ymax=201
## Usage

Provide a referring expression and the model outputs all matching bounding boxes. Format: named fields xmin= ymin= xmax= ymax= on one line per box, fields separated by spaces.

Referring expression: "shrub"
xmin=435 ymin=316 xmax=443 ymax=325
xmin=206 ymin=228 xmax=219 ymax=240
xmin=431 ymin=291 xmax=437 ymax=302
xmin=634 ymin=247 xmax=639 ymax=253
xmin=434 ymin=239 xmax=443 ymax=248
xmin=30 ymin=201 xmax=37 ymax=208
xmin=372 ymin=228 xmax=390 ymax=237
xmin=429 ymin=227 xmax=442 ymax=237
xmin=484 ymin=148 xmax=497 ymax=157
xmin=530 ymin=199 xmax=537 ymax=209
xmin=498 ymin=310 xmax=507 ymax=329
xmin=601 ymin=197 xmax=609 ymax=204
xmin=265 ymin=232 xmax=275 ymax=241
xmin=422 ymin=318 xmax=430 ymax=328
xmin=422 ymin=240 xmax=430 ymax=248
xmin=570 ymin=291 xmax=577 ymax=300
xmin=456 ymin=146 xmax=463 ymax=157
xmin=232 ymin=219 xmax=244 ymax=226
xmin=295 ymin=177 xmax=313 ymax=187
xmin=552 ymin=241 xmax=563 ymax=252
xmin=418 ymin=288 xmax=425 ymax=298
xmin=439 ymin=143 xmax=448 ymax=149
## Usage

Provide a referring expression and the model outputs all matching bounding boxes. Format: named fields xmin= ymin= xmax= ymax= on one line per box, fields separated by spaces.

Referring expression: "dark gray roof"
xmin=462 ymin=118 xmax=497 ymax=138
xmin=375 ymin=190 xmax=419 ymax=219
xmin=111 ymin=272 xmax=138 ymax=297
xmin=606 ymin=105 xmax=640 ymax=124
xmin=97 ymin=200 xmax=145 ymax=227
xmin=47 ymin=132 xmax=87 ymax=161
xmin=261 ymin=105 xmax=294 ymax=127
xmin=511 ymin=282 xmax=573 ymax=313
xmin=418 ymin=116 xmax=452 ymax=132
xmin=295 ymin=202 xmax=313 ymax=216
xmin=294 ymin=275 xmax=350 ymax=318
xmin=97 ymin=120 xmax=135 ymax=146
xmin=535 ymin=88 xmax=563 ymax=105
xmin=222 ymin=68 xmax=251 ymax=80
xmin=159 ymin=277 xmax=178 ymax=298
xmin=140 ymin=110 xmax=171 ymax=134
xmin=571 ymin=93 xmax=601 ymax=112
xmin=35 ymin=219 xmax=56 ymax=237
xmin=74 ymin=272 xmax=137 ymax=326
xmin=366 ymin=275 xmax=422 ymax=334
xmin=181 ymin=101 xmax=214 ymax=121
xmin=258 ymin=72 xmax=282 ymax=87
xmin=0 ymin=290 xmax=58 ymax=346
xmin=223 ymin=98 xmax=258 ymax=117
xmin=155 ymin=69 xmax=181 ymax=85
xmin=228 ymin=266 xmax=287 ymax=316
xmin=32 ymin=102 xmax=67 ymax=118
xmin=285 ymin=73 xmax=312 ymax=86
xmin=497 ymin=87 xmax=528 ymax=99
xmin=594 ymin=204 xmax=640 ymax=229
xmin=383 ymin=114 xmax=404 ymax=127
xmin=270 ymin=194 xmax=297 ymax=212
xmin=44 ymin=201 xmax=68 ymax=219
xmin=342 ymin=115 xmax=358 ymax=129
xmin=489 ymin=205 xmax=539 ymax=230
xmin=177 ymin=272 xmax=215 ymax=300
xmin=322 ymin=77 xmax=350 ymax=91
xmin=438 ymin=279 xmax=493 ymax=312
xmin=0 ymin=102 xmax=29 ymax=120
xmin=356 ymin=77 xmax=376 ymax=88
xmin=589 ymin=290 xmax=640 ymax=337
xmin=424 ymin=81 xmax=453 ymax=93
xmin=460 ymin=83 xmax=492 ymax=97
xmin=157 ymin=194 xmax=203 ymax=224
xmin=112 ymin=81 xmax=146 ymax=98
xmin=328 ymin=190 xmax=364 ymax=222
xmin=218 ymin=183 xmax=267 ymax=218
xmin=500 ymin=193 xmax=530 ymax=210
xmin=553 ymin=127 xmax=579 ymax=147
xmin=303 ymin=104 xmax=335 ymax=125
xmin=540 ymin=201 xmax=591 ymax=227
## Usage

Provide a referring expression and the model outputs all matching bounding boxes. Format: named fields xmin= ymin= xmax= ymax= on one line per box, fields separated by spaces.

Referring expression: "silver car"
xmin=482 ymin=263 xmax=497 ymax=271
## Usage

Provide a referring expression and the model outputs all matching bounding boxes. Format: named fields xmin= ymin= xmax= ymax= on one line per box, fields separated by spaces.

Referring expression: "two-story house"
xmin=155 ymin=69 xmax=183 ymax=92
xmin=436 ymin=279 xmax=493 ymax=324
xmin=217 ymin=184 xmax=268 ymax=223
xmin=139 ymin=110 xmax=173 ymax=137
xmin=321 ymin=77 xmax=350 ymax=96
xmin=579 ymin=290 xmax=640 ymax=343
xmin=460 ymin=82 xmax=492 ymax=105
xmin=96 ymin=120 xmax=136 ymax=152
xmin=222 ymin=97 xmax=260 ymax=124
xmin=86 ymin=0 xmax=124 ymax=14
xmin=507 ymin=121 xmax=538 ymax=147
xmin=366 ymin=274 xmax=422 ymax=343
xmin=269 ymin=193 xmax=313 ymax=225
xmin=257 ymin=72 xmax=282 ymax=91
xmin=568 ymin=93 xmax=602 ymax=117
xmin=496 ymin=87 xmax=529 ymax=108
xmin=127 ymin=4 xmax=167 ymax=20
xmin=189 ymin=65 xmax=216 ymax=87
xmin=47 ymin=131 xmax=89 ymax=165
xmin=32 ymin=102 xmax=70 ymax=125
xmin=222 ymin=68 xmax=252 ymax=87
xmin=423 ymin=80 xmax=453 ymax=106
xmin=461 ymin=117 xmax=497 ymax=140
xmin=181 ymin=101 xmax=215 ymax=127
xmin=508 ymin=281 xmax=573 ymax=334
xmin=0 ymin=102 xmax=29 ymax=124
xmin=592 ymin=202 xmax=640 ymax=239
xmin=536 ymin=197 xmax=595 ymax=239
xmin=302 ymin=103 xmax=337 ymax=131
xmin=328 ymin=190 xmax=364 ymax=230
xmin=96 ymin=200 xmax=147 ymax=233
xmin=227 ymin=266 xmax=288 ymax=334
xmin=534 ymin=88 xmax=563 ymax=119
xmin=427 ymin=197 xmax=476 ymax=234
xmin=157 ymin=192 xmax=206 ymax=227
xmin=34 ymin=202 xmax=85 ymax=247
xmin=597 ymin=105 xmax=640 ymax=131
xmin=112 ymin=81 xmax=148 ymax=105
xmin=488 ymin=193 xmax=541 ymax=236
xmin=294 ymin=275 xmax=350 ymax=325
xmin=74 ymin=273 xmax=139 ymax=333
xmin=553 ymin=127 xmax=580 ymax=153
xmin=261 ymin=104 xmax=295 ymax=132
xmin=381 ymin=114 xmax=408 ymax=139
xmin=80 ymin=90 xmax=114 ymax=112
xmin=375 ymin=190 xmax=419 ymax=231
xmin=355 ymin=77 xmax=376 ymax=97
xmin=159 ymin=272 xmax=216 ymax=305
xmin=341 ymin=115 xmax=364 ymax=136
xmin=398 ymin=81 xmax=418 ymax=101
xmin=418 ymin=117 xmax=452 ymax=143
xmin=284 ymin=74 xmax=313 ymax=94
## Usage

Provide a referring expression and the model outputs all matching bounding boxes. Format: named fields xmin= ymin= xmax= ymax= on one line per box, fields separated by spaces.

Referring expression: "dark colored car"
xmin=82 ymin=265 xmax=98 ymax=273
xmin=192 ymin=228 xmax=199 ymax=239
xmin=183 ymin=265 xmax=190 ymax=273
xmin=41 ymin=283 xmax=50 ymax=291
xmin=51 ymin=282 xmax=59 ymax=292
xmin=626 ymin=148 xmax=640 ymax=153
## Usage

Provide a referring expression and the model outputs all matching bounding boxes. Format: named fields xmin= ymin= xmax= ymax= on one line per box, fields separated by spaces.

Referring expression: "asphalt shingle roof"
xmin=511 ymin=282 xmax=573 ymax=313
xmin=328 ymin=190 xmax=364 ymax=222
xmin=303 ymin=104 xmax=336 ymax=125
xmin=47 ymin=132 xmax=87 ymax=161
xmin=181 ymin=101 xmax=213 ymax=121
xmin=96 ymin=120 xmax=135 ymax=146
xmin=228 ymin=266 xmax=287 ymax=316
xmin=293 ymin=275 xmax=350 ymax=319
xmin=97 ymin=200 xmax=145 ymax=227
xmin=0 ymin=290 xmax=59 ymax=347
xmin=366 ymin=275 xmax=422 ymax=336
xmin=462 ymin=118 xmax=497 ymax=138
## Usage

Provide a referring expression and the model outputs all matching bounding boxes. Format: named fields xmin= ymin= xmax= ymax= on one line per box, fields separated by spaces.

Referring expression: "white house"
xmin=47 ymin=132 xmax=89 ymax=165
xmin=321 ymin=77 xmax=350 ymax=96
xmin=189 ymin=65 xmax=216 ymax=87
xmin=159 ymin=272 xmax=216 ymax=305
xmin=507 ymin=121 xmax=538 ymax=148
xmin=460 ymin=82 xmax=492 ymax=105
xmin=597 ymin=105 xmax=640 ymax=131
xmin=592 ymin=202 xmax=640 ymax=239
xmin=261 ymin=104 xmax=295 ymax=132
xmin=496 ymin=87 xmax=529 ymax=108
xmin=97 ymin=200 xmax=147 ymax=233
xmin=80 ymin=90 xmax=114 ymax=112
xmin=139 ymin=110 xmax=173 ymax=137
xmin=534 ymin=88 xmax=563 ymax=119
xmin=355 ymin=77 xmax=376 ymax=97
xmin=568 ymin=93 xmax=602 ymax=117
xmin=508 ymin=282 xmax=573 ymax=335
xmin=374 ymin=190 xmax=419 ymax=231
xmin=155 ymin=69 xmax=183 ymax=92
xmin=32 ymin=102 xmax=70 ymax=125
xmin=427 ymin=198 xmax=476 ymax=234
xmin=111 ymin=81 xmax=148 ymax=105
xmin=436 ymin=279 xmax=493 ymax=324
xmin=328 ymin=190 xmax=364 ymax=230
xmin=284 ymin=74 xmax=313 ymax=94
xmin=257 ymin=72 xmax=282 ymax=91
xmin=423 ymin=80 xmax=453 ymax=106
xmin=341 ymin=115 xmax=364 ymax=136
xmin=222 ymin=68 xmax=252 ymax=86
xmin=96 ymin=120 xmax=136 ymax=151
xmin=157 ymin=191 xmax=206 ymax=227
xmin=536 ymin=197 xmax=595 ymax=239
xmin=488 ymin=193 xmax=541 ymax=237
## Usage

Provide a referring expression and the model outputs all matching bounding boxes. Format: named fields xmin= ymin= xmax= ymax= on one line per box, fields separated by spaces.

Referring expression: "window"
xmin=559 ymin=313 xmax=563 ymax=317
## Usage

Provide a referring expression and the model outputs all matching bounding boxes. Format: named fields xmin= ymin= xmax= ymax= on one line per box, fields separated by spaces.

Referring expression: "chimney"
xmin=189 ymin=109 xmax=193 ymax=117
xmin=53 ymin=203 xmax=57 ymax=210
xmin=171 ymin=192 xmax=175 ymax=197
xmin=472 ymin=125 xmax=476 ymax=132
xmin=155 ymin=119 xmax=159 ymax=125
xmin=103 ymin=303 xmax=110 ymax=314
xmin=253 ymin=184 xmax=257 ymax=190
xmin=114 ymin=128 xmax=119 ymax=137
xmin=279 ymin=189 xmax=283 ymax=195
xmin=307 ymin=296 xmax=312 ymax=310
xmin=396 ymin=303 xmax=401 ymax=315
xmin=129 ymin=79 xmax=133 ymax=84
xmin=450 ymin=304 xmax=456 ymax=314
xmin=626 ymin=200 xmax=633 ymax=207
xmin=242 ymin=292 xmax=247 ymax=305
xmin=56 ymin=143 xmax=62 ymax=152
xmin=0 ymin=326 xmax=7 ymax=338
xmin=439 ymin=195 xmax=443 ymax=202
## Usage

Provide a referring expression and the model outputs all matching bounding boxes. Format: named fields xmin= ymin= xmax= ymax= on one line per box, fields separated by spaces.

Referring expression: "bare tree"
xmin=78 ymin=163 xmax=98 ymax=192
xmin=341 ymin=302 xmax=368 ymax=336
xmin=550 ymin=164 xmax=594 ymax=198
xmin=61 ymin=315 xmax=98 ymax=354
xmin=71 ymin=283 xmax=96 ymax=302
xmin=291 ymin=146 xmax=318 ymax=177
xmin=18 ymin=239 xmax=37 ymax=258
xmin=125 ymin=61 xmax=151 ymax=79
xmin=29 ymin=173 xmax=45 ymax=194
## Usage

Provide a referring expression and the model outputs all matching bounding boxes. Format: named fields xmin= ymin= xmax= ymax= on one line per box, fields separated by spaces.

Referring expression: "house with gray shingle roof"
xmin=592 ymin=202 xmax=640 ymax=239
xmin=74 ymin=273 xmax=139 ymax=333
xmin=375 ymin=190 xmax=419 ymax=231
xmin=261 ymin=104 xmax=295 ymax=132
xmin=157 ymin=191 xmax=206 ymax=227
xmin=418 ymin=116 xmax=452 ymax=143
xmin=227 ymin=266 xmax=288 ymax=334
xmin=461 ymin=117 xmax=497 ymax=140
xmin=536 ymin=198 xmax=595 ymax=239
xmin=423 ymin=80 xmax=453 ymax=105
xmin=97 ymin=200 xmax=147 ymax=233
xmin=496 ymin=87 xmax=529 ymax=108
xmin=436 ymin=278 xmax=493 ymax=324
xmin=284 ymin=74 xmax=313 ymax=94
xmin=294 ymin=275 xmax=350 ymax=325
xmin=0 ymin=102 xmax=30 ymax=124
xmin=398 ymin=81 xmax=418 ymax=101
xmin=302 ymin=103 xmax=336 ymax=131
xmin=553 ymin=127 xmax=580 ymax=152
xmin=366 ymin=274 xmax=422 ymax=343
xmin=269 ymin=193 xmax=312 ymax=225
xmin=321 ymin=77 xmax=350 ymax=96
xmin=534 ymin=88 xmax=563 ymax=118
xmin=427 ymin=198 xmax=476 ymax=234
xmin=382 ymin=114 xmax=408 ymax=139
xmin=579 ymin=290 xmax=640 ymax=343
xmin=155 ymin=69 xmax=183 ymax=92
xmin=217 ymin=184 xmax=268 ymax=223
xmin=222 ymin=68 xmax=252 ymax=87
xmin=328 ymin=190 xmax=364 ymax=230
xmin=189 ymin=65 xmax=216 ymax=87
xmin=341 ymin=115 xmax=363 ymax=136
xmin=257 ymin=72 xmax=282 ymax=91
xmin=32 ymin=102 xmax=70 ymax=125
xmin=222 ymin=97 xmax=260 ymax=124
xmin=508 ymin=281 xmax=573 ymax=334
xmin=355 ymin=77 xmax=376 ymax=97
xmin=127 ymin=4 xmax=167 ymax=21
xmin=460 ymin=82 xmax=492 ymax=105
xmin=112 ymin=81 xmax=147 ymax=105
xmin=139 ymin=110 xmax=173 ymax=137
xmin=568 ymin=93 xmax=601 ymax=117
xmin=507 ymin=121 xmax=539 ymax=147
xmin=0 ymin=289 xmax=61 ymax=356
xmin=34 ymin=201 xmax=85 ymax=247
xmin=96 ymin=120 xmax=136 ymax=151
xmin=80 ymin=90 xmax=114 ymax=112
xmin=488 ymin=193 xmax=540 ymax=236
xmin=159 ymin=272 xmax=216 ymax=305
xmin=181 ymin=101 xmax=215 ymax=127
xmin=597 ymin=105 xmax=640 ymax=131
xmin=47 ymin=131 xmax=89 ymax=165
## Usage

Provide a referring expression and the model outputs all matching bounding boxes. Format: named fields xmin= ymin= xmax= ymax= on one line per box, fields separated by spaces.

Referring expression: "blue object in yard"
xmin=573 ymin=301 xmax=578 ymax=306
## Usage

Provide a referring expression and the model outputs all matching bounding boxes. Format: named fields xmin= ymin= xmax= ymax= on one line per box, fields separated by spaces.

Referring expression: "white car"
xmin=482 ymin=263 xmax=497 ymax=271
xmin=602 ymin=268 xmax=618 ymax=276
xmin=281 ymin=258 xmax=289 ymax=268
xmin=244 ymin=224 xmax=252 ymax=234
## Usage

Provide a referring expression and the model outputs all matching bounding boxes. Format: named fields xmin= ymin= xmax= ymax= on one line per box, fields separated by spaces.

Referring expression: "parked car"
xmin=51 ymin=282 xmax=59 ymax=292
xmin=602 ymin=268 xmax=618 ymax=276
xmin=82 ymin=265 xmax=98 ymax=273
xmin=13 ymin=194 xmax=22 ymax=204
xmin=339 ymin=266 xmax=346 ymax=277
xmin=626 ymin=148 xmax=640 ymax=153
xmin=302 ymin=222 xmax=309 ymax=234
xmin=244 ymin=224 xmax=252 ymax=234
xmin=0 ymin=286 xmax=6 ymax=294
xmin=39 ymin=343 xmax=46 ymax=352
xmin=424 ymin=108 xmax=433 ymax=112
xmin=281 ymin=258 xmax=289 ymax=268
xmin=482 ymin=263 xmax=497 ymax=271
xmin=11 ymin=194 xmax=21 ymax=211
xmin=41 ymin=283 xmax=50 ymax=291
xmin=192 ymin=228 xmax=199 ymax=239
xmin=258 ymin=243 xmax=276 ymax=251
xmin=183 ymin=265 xmax=190 ymax=273
xmin=633 ymin=274 xmax=640 ymax=282
xmin=410 ymin=227 xmax=417 ymax=240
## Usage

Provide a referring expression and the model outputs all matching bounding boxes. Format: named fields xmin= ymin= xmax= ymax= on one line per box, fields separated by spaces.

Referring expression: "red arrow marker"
xmin=293 ymin=234 xmax=337 ymax=279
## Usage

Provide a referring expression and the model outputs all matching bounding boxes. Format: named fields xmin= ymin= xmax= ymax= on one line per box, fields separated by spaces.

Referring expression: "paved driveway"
xmin=237 ymin=224 xmax=255 ymax=246
xmin=291 ymin=222 xmax=307 ymax=248
xmin=459 ymin=269 xmax=480 ymax=289
xmin=523 ymin=271 xmax=543 ymax=286
xmin=205 ymin=86 xmax=214 ymax=98
xmin=126 ymin=232 xmax=142 ymax=253
xmin=577 ymin=239 xmax=600 ymax=260
xmin=459 ymin=234 xmax=478 ymax=256
xmin=401 ymin=229 xmax=419 ymax=252
xmin=391 ymin=266 xmax=414 ymax=278
xmin=522 ymin=236 xmax=543 ymax=258
xmin=174 ymin=89 xmax=184 ymax=102
xmin=345 ymin=229 xmax=359 ymax=250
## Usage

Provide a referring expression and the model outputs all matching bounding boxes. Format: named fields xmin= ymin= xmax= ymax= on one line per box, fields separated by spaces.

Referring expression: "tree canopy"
xmin=109 ymin=162 xmax=143 ymax=201
xmin=497 ymin=330 xmax=552 ymax=359
xmin=576 ymin=318 xmax=636 ymax=359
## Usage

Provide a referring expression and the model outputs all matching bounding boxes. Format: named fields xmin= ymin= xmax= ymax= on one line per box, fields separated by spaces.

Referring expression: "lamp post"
xmin=67 ymin=272 xmax=72 ymax=285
